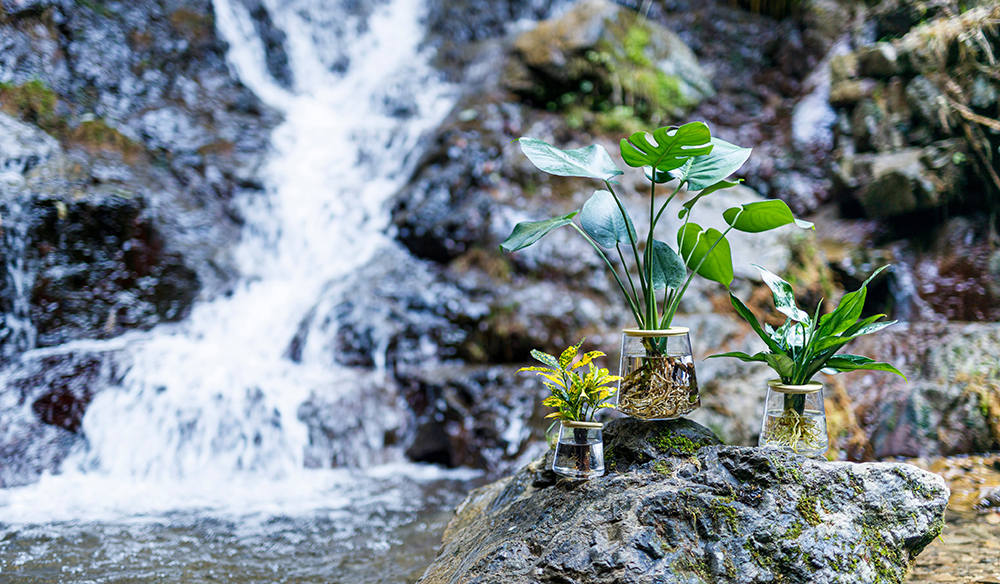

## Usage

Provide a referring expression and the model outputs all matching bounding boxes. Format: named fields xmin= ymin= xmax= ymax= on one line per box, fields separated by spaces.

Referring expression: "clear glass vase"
xmin=616 ymin=327 xmax=700 ymax=420
xmin=552 ymin=421 xmax=604 ymax=479
xmin=759 ymin=379 xmax=829 ymax=457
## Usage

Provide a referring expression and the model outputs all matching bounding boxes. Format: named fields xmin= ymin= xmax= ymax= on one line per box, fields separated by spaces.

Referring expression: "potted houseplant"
xmin=501 ymin=122 xmax=813 ymax=420
xmin=519 ymin=340 xmax=618 ymax=479
xmin=708 ymin=264 xmax=906 ymax=456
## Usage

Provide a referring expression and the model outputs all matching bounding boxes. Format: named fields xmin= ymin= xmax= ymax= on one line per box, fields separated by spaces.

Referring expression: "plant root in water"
xmin=762 ymin=409 xmax=822 ymax=453
xmin=619 ymin=356 xmax=699 ymax=419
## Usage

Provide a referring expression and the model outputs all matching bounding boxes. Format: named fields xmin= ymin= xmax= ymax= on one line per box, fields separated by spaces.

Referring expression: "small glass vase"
xmin=759 ymin=379 xmax=829 ymax=457
xmin=552 ymin=421 xmax=604 ymax=479
xmin=616 ymin=327 xmax=700 ymax=420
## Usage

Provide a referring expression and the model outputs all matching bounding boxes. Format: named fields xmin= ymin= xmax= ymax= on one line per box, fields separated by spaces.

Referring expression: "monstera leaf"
xmin=620 ymin=122 xmax=713 ymax=172
xmin=519 ymin=138 xmax=623 ymax=181
xmin=579 ymin=190 xmax=637 ymax=248
xmin=670 ymin=137 xmax=752 ymax=191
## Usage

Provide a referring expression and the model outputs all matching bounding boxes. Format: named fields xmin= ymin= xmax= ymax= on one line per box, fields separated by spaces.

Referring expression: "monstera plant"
xmin=501 ymin=122 xmax=814 ymax=420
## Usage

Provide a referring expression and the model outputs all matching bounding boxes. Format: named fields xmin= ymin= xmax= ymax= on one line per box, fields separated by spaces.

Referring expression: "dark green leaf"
xmin=579 ymin=190 xmax=637 ymax=248
xmin=723 ymin=200 xmax=815 ymax=233
xmin=519 ymin=137 xmax=624 ymax=181
xmin=753 ymin=264 xmax=810 ymax=322
xmin=677 ymin=222 xmax=733 ymax=287
xmin=825 ymin=355 xmax=906 ymax=380
xmin=816 ymin=265 xmax=890 ymax=337
xmin=620 ymin=122 xmax=713 ymax=172
xmin=530 ymin=349 xmax=560 ymax=369
xmin=500 ymin=211 xmax=578 ymax=253
xmin=644 ymin=167 xmax=675 ymax=184
xmin=678 ymin=180 xmax=741 ymax=219
xmin=705 ymin=351 xmax=769 ymax=363
xmin=729 ymin=293 xmax=784 ymax=354
xmin=649 ymin=240 xmax=686 ymax=290
xmin=670 ymin=137 xmax=752 ymax=190
xmin=762 ymin=353 xmax=796 ymax=379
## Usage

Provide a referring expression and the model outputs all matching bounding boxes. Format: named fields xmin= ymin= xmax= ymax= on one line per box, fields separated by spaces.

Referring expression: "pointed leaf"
xmin=762 ymin=353 xmax=796 ymax=379
xmin=670 ymin=137 xmax=752 ymax=190
xmin=817 ymin=266 xmax=890 ymax=337
xmin=500 ymin=211 xmax=578 ymax=253
xmin=678 ymin=180 xmax=741 ymax=219
xmin=649 ymin=240 xmax=687 ymax=290
xmin=826 ymin=355 xmax=906 ymax=380
xmin=620 ymin=122 xmax=713 ymax=172
xmin=677 ymin=222 xmax=733 ymax=287
xmin=723 ymin=199 xmax=815 ymax=233
xmin=529 ymin=349 xmax=560 ymax=369
xmin=559 ymin=339 xmax=584 ymax=369
xmin=579 ymin=190 xmax=637 ymax=248
xmin=705 ymin=351 xmax=770 ymax=363
xmin=519 ymin=138 xmax=623 ymax=181
xmin=753 ymin=264 xmax=810 ymax=323
xmin=572 ymin=350 xmax=606 ymax=370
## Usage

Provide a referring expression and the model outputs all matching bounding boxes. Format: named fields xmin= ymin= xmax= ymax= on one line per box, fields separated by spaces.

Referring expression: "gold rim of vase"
xmin=561 ymin=420 xmax=604 ymax=429
xmin=622 ymin=327 xmax=690 ymax=337
xmin=767 ymin=379 xmax=823 ymax=394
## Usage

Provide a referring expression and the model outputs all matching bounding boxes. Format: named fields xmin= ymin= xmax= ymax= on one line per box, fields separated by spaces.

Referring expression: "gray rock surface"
xmin=418 ymin=419 xmax=948 ymax=584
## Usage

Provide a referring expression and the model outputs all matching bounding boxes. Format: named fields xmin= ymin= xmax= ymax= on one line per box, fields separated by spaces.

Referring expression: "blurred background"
xmin=0 ymin=0 xmax=997 ymax=581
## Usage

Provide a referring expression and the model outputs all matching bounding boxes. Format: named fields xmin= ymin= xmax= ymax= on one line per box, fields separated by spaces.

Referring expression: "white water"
xmin=0 ymin=0 xmax=461 ymax=522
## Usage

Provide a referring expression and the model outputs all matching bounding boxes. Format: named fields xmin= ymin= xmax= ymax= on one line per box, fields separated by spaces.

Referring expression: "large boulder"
xmin=419 ymin=419 xmax=948 ymax=584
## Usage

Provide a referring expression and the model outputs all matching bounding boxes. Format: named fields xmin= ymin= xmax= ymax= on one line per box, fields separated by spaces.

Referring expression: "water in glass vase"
xmin=618 ymin=354 xmax=699 ymax=420
xmin=760 ymin=408 xmax=829 ymax=457
xmin=553 ymin=430 xmax=604 ymax=479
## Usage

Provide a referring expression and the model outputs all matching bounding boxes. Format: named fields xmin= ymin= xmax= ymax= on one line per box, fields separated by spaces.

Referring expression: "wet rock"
xmin=836 ymin=322 xmax=1000 ymax=460
xmin=399 ymin=364 xmax=548 ymax=474
xmin=504 ymin=0 xmax=713 ymax=120
xmin=856 ymin=42 xmax=899 ymax=78
xmin=419 ymin=419 xmax=948 ymax=583
xmin=0 ymin=348 xmax=121 ymax=488
xmin=829 ymin=79 xmax=877 ymax=107
xmin=836 ymin=140 xmax=966 ymax=217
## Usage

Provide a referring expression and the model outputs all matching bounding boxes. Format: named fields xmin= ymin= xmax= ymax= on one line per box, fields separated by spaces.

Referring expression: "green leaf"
xmin=678 ymin=180 xmax=741 ymax=219
xmin=753 ymin=264 xmax=810 ymax=323
xmin=762 ymin=353 xmax=796 ymax=379
xmin=579 ymin=190 xmax=637 ymax=248
xmin=705 ymin=351 xmax=769 ymax=363
xmin=518 ymin=137 xmax=623 ymax=181
xmin=729 ymin=293 xmax=784 ymax=354
xmin=645 ymin=167 xmax=676 ymax=184
xmin=559 ymin=339 xmax=584 ymax=369
xmin=649 ymin=240 xmax=687 ymax=290
xmin=529 ymin=349 xmax=560 ymax=369
xmin=670 ymin=137 xmax=752 ymax=191
xmin=817 ymin=265 xmax=890 ymax=337
xmin=677 ymin=222 xmax=733 ymax=287
xmin=722 ymin=199 xmax=815 ymax=233
xmin=500 ymin=211 xmax=578 ymax=253
xmin=620 ymin=122 xmax=714 ymax=172
xmin=825 ymin=354 xmax=906 ymax=381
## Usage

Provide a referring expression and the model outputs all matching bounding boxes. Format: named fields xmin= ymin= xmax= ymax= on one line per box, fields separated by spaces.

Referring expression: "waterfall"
xmin=0 ymin=0 xmax=458 ymax=520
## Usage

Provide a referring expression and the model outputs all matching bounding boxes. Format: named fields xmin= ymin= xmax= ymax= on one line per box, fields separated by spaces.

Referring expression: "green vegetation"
xmin=650 ymin=428 xmax=702 ymax=455
xmin=501 ymin=122 xmax=812 ymax=332
xmin=0 ymin=80 xmax=61 ymax=131
xmin=796 ymin=492 xmax=821 ymax=526
xmin=518 ymin=339 xmax=618 ymax=422
xmin=653 ymin=459 xmax=671 ymax=475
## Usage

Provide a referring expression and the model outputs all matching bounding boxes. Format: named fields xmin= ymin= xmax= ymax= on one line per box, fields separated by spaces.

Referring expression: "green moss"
xmin=650 ymin=427 xmax=701 ymax=455
xmin=604 ymin=446 xmax=617 ymax=472
xmin=796 ymin=493 xmax=822 ymax=527
xmin=0 ymin=80 xmax=61 ymax=131
xmin=859 ymin=520 xmax=908 ymax=583
xmin=784 ymin=521 xmax=805 ymax=539
xmin=708 ymin=498 xmax=739 ymax=531
xmin=672 ymin=553 xmax=711 ymax=583
xmin=653 ymin=459 xmax=671 ymax=476
xmin=69 ymin=119 xmax=141 ymax=158
xmin=623 ymin=25 xmax=651 ymax=67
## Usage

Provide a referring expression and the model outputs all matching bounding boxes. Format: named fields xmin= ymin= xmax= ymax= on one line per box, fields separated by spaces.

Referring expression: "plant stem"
xmin=617 ymin=243 xmax=640 ymax=311
xmin=605 ymin=181 xmax=649 ymax=326
xmin=570 ymin=223 xmax=643 ymax=324
xmin=662 ymin=224 xmax=735 ymax=327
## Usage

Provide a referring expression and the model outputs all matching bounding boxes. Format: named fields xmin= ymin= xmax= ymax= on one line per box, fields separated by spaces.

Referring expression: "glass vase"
xmin=552 ymin=421 xmax=604 ymax=479
xmin=616 ymin=327 xmax=700 ymax=420
xmin=759 ymin=379 xmax=828 ymax=457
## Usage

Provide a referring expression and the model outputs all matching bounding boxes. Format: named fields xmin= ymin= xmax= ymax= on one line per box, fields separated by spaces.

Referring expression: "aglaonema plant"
xmin=708 ymin=264 xmax=906 ymax=450
xmin=500 ymin=121 xmax=814 ymax=333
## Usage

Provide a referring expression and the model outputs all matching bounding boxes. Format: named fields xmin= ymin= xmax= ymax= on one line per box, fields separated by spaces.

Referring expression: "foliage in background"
xmin=519 ymin=340 xmax=619 ymax=422
xmin=500 ymin=121 xmax=813 ymax=331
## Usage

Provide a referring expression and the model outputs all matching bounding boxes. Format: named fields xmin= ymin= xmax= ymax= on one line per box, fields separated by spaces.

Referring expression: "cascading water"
xmin=0 ymin=0 xmax=481 ymax=580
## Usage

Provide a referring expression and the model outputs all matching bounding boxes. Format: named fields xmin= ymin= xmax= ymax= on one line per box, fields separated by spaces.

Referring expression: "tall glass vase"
xmin=616 ymin=327 xmax=700 ymax=420
xmin=759 ymin=379 xmax=828 ymax=457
